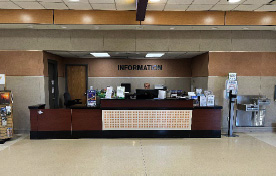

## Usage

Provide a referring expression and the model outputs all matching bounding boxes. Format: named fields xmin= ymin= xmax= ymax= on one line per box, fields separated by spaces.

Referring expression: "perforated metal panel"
xmin=102 ymin=110 xmax=192 ymax=130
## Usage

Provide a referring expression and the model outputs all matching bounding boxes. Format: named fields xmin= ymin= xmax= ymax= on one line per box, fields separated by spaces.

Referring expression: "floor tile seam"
xmin=0 ymin=134 xmax=28 ymax=152
xmin=139 ymin=140 xmax=148 ymax=176
xmin=246 ymin=133 xmax=276 ymax=148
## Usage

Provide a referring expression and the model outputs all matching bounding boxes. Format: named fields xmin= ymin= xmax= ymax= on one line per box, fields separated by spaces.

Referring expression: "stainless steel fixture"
xmin=236 ymin=95 xmax=270 ymax=127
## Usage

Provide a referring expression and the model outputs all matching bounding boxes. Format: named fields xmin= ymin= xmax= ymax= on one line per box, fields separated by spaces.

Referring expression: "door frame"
xmin=65 ymin=64 xmax=88 ymax=95
xmin=48 ymin=59 xmax=59 ymax=109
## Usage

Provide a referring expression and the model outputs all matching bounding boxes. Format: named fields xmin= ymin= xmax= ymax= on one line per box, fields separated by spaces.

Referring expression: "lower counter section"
xmin=29 ymin=100 xmax=222 ymax=139
xmin=30 ymin=130 xmax=221 ymax=139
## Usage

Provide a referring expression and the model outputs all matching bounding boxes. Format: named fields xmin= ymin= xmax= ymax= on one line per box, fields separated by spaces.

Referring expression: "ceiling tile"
xmin=148 ymin=0 xmax=167 ymax=3
xmin=89 ymin=0 xmax=114 ymax=3
xmin=164 ymin=4 xmax=189 ymax=11
xmin=63 ymin=0 xmax=89 ymax=3
xmin=167 ymin=0 xmax=193 ymax=4
xmin=116 ymin=3 xmax=136 ymax=10
xmin=0 ymin=2 xmax=21 ymax=8
xmin=243 ymin=0 xmax=272 ymax=4
xmin=40 ymin=2 xmax=68 ymax=9
xmin=186 ymin=5 xmax=213 ymax=11
xmin=15 ymin=2 xmax=45 ymax=9
xmin=38 ymin=0 xmax=63 ymax=3
xmin=147 ymin=3 xmax=165 ymax=10
xmin=193 ymin=0 xmax=220 ymax=5
xmin=255 ymin=5 xmax=276 ymax=11
xmin=218 ymin=0 xmax=246 ymax=4
xmin=211 ymin=4 xmax=238 ymax=10
xmin=234 ymin=4 xmax=262 ymax=11
xmin=66 ymin=3 xmax=92 ymax=9
xmin=115 ymin=0 xmax=136 ymax=3
xmin=92 ymin=3 xmax=116 ymax=10
xmin=12 ymin=0 xmax=36 ymax=2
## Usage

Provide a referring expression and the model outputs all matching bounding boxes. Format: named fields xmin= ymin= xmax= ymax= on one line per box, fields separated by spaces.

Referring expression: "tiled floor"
xmin=0 ymin=133 xmax=276 ymax=176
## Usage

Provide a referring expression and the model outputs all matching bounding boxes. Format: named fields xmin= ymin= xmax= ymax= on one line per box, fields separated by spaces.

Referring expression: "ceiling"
xmin=46 ymin=51 xmax=206 ymax=59
xmin=0 ymin=0 xmax=276 ymax=11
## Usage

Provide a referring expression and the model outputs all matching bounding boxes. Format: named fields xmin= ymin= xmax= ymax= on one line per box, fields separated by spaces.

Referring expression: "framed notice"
xmin=0 ymin=74 xmax=5 ymax=85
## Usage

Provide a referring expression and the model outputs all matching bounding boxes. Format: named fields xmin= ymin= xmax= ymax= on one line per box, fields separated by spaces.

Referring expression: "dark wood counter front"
xmin=29 ymin=99 xmax=222 ymax=139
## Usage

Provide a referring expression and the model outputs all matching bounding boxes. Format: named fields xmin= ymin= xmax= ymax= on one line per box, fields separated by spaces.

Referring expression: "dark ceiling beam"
xmin=136 ymin=0 xmax=148 ymax=21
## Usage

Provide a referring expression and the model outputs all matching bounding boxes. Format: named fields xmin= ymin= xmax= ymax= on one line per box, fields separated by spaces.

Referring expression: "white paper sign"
xmin=0 ymin=74 xmax=5 ymax=85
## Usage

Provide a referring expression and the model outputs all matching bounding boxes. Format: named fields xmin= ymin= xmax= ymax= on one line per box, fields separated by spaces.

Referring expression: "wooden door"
xmin=66 ymin=65 xmax=87 ymax=106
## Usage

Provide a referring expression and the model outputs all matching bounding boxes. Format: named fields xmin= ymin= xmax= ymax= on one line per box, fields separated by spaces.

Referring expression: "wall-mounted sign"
xmin=0 ymin=74 xmax=5 ymax=85
xmin=118 ymin=65 xmax=162 ymax=71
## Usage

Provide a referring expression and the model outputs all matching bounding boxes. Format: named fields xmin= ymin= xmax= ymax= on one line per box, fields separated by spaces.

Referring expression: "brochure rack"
xmin=0 ymin=90 xmax=13 ymax=144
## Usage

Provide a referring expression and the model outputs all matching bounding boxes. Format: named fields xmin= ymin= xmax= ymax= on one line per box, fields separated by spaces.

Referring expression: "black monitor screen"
xmin=121 ymin=83 xmax=131 ymax=93
xmin=136 ymin=89 xmax=158 ymax=99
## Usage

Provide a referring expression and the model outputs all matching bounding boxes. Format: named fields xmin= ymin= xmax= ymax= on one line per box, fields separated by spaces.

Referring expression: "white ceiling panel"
xmin=38 ymin=0 xmax=63 ymax=3
xmin=234 ymin=4 xmax=262 ymax=11
xmin=116 ymin=3 xmax=136 ymax=10
xmin=147 ymin=3 xmax=166 ymax=11
xmin=218 ymin=0 xmax=246 ymax=4
xmin=193 ymin=0 xmax=220 ymax=5
xmin=92 ymin=3 xmax=116 ymax=10
xmin=40 ymin=2 xmax=68 ymax=9
xmin=148 ymin=0 xmax=167 ymax=4
xmin=164 ymin=4 xmax=189 ymax=11
xmin=89 ymin=0 xmax=114 ymax=3
xmin=243 ymin=0 xmax=272 ymax=4
xmin=186 ymin=5 xmax=213 ymax=11
xmin=16 ymin=2 xmax=45 ymax=9
xmin=13 ymin=0 xmax=35 ymax=2
xmin=63 ymin=0 xmax=89 ymax=3
xmin=0 ymin=2 xmax=21 ymax=9
xmin=255 ymin=5 xmax=276 ymax=11
xmin=211 ymin=4 xmax=238 ymax=10
xmin=167 ymin=0 xmax=193 ymax=4
xmin=66 ymin=3 xmax=92 ymax=10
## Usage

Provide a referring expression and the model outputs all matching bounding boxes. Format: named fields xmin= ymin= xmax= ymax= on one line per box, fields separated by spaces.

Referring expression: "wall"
xmin=64 ymin=58 xmax=192 ymax=92
xmin=190 ymin=53 xmax=209 ymax=91
xmin=0 ymin=30 xmax=275 ymax=52
xmin=208 ymin=52 xmax=276 ymax=132
xmin=0 ymin=51 xmax=45 ymax=133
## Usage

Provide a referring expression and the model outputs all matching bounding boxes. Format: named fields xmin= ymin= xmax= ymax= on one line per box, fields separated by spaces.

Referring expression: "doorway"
xmin=48 ymin=60 xmax=59 ymax=109
xmin=65 ymin=65 xmax=88 ymax=106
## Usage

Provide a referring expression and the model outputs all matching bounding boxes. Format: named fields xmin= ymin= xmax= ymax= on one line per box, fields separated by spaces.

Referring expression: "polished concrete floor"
xmin=1 ymin=133 xmax=276 ymax=176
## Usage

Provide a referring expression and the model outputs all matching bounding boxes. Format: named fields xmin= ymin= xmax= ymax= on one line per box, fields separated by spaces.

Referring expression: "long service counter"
xmin=29 ymin=99 xmax=222 ymax=139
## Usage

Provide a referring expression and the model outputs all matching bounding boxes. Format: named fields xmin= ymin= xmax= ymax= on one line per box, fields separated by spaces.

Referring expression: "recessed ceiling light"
xmin=146 ymin=53 xmax=165 ymax=58
xmin=227 ymin=0 xmax=241 ymax=3
xmin=61 ymin=26 xmax=67 ymax=29
xmin=90 ymin=53 xmax=110 ymax=57
xmin=170 ymin=27 xmax=175 ymax=30
xmin=149 ymin=0 xmax=160 ymax=2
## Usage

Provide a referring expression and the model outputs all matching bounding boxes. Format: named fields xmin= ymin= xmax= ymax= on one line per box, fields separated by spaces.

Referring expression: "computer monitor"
xmin=121 ymin=83 xmax=131 ymax=93
xmin=136 ymin=89 xmax=158 ymax=99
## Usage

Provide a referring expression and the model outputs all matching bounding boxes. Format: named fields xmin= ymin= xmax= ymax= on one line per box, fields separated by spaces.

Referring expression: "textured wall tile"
xmin=191 ymin=77 xmax=208 ymax=91
xmin=104 ymin=31 xmax=135 ymax=51
xmin=168 ymin=31 xmax=201 ymax=51
xmin=136 ymin=31 xmax=169 ymax=51
xmin=5 ymin=76 xmax=45 ymax=131
xmin=37 ymin=30 xmax=72 ymax=50
xmin=70 ymin=30 xmax=104 ymax=51
xmin=200 ymin=31 xmax=232 ymax=51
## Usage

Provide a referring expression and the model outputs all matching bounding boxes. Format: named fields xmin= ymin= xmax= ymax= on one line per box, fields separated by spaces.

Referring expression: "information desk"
xmin=29 ymin=99 xmax=222 ymax=139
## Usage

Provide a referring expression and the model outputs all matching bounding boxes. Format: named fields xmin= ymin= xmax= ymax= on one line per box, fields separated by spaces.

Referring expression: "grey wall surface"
xmin=191 ymin=77 xmax=208 ymax=91
xmin=88 ymin=77 xmax=191 ymax=93
xmin=0 ymin=30 xmax=275 ymax=52
xmin=208 ymin=76 xmax=276 ymax=132
xmin=4 ymin=76 xmax=45 ymax=133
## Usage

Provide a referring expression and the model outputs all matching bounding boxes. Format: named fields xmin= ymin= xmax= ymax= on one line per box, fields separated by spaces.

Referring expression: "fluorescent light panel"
xmin=146 ymin=53 xmax=165 ymax=58
xmin=228 ymin=0 xmax=241 ymax=3
xmin=90 ymin=53 xmax=110 ymax=57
